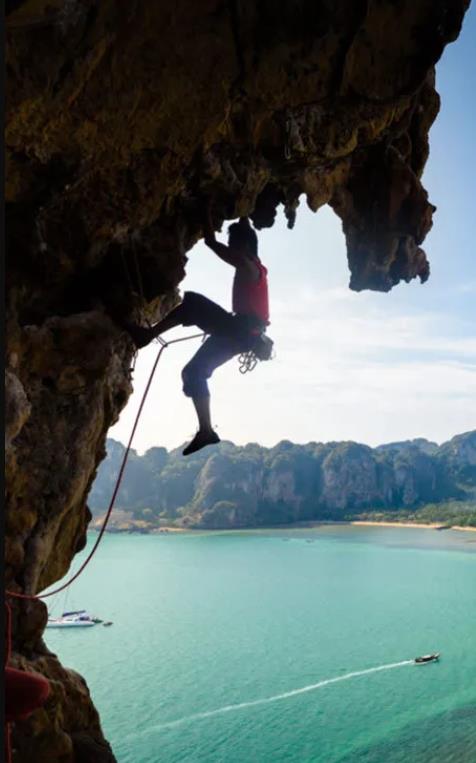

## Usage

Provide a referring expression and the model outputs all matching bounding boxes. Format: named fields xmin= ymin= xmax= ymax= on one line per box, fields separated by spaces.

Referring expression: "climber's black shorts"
xmin=178 ymin=292 xmax=265 ymax=398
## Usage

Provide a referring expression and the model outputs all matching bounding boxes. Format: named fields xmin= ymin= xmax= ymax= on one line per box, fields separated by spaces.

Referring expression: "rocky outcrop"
xmin=5 ymin=1 xmax=471 ymax=760
xmin=90 ymin=432 xmax=476 ymax=529
xmin=437 ymin=431 xmax=476 ymax=488
xmin=5 ymin=314 xmax=127 ymax=762
xmin=6 ymin=0 xmax=471 ymax=320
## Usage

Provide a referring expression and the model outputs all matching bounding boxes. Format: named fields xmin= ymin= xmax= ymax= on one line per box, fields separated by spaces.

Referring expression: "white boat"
xmin=46 ymin=610 xmax=99 ymax=628
xmin=47 ymin=618 xmax=96 ymax=628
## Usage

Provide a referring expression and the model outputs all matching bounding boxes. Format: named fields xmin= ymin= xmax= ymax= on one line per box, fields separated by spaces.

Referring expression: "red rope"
xmin=5 ymin=601 xmax=12 ymax=664
xmin=5 ymin=723 xmax=12 ymax=763
xmin=5 ymin=333 xmax=204 ymax=602
xmin=4 ymin=603 xmax=13 ymax=763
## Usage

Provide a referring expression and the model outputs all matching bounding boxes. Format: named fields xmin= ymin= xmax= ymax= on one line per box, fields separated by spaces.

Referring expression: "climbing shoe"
xmin=122 ymin=322 xmax=155 ymax=349
xmin=182 ymin=429 xmax=220 ymax=456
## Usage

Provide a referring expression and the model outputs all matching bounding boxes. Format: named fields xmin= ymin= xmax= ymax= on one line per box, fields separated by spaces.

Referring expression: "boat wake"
xmin=127 ymin=659 xmax=413 ymax=739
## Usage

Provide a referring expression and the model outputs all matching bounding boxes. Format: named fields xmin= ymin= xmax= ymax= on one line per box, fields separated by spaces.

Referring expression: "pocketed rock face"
xmin=7 ymin=650 xmax=116 ymax=763
xmin=5 ymin=1 xmax=470 ymax=760
xmin=5 ymin=313 xmax=129 ymax=762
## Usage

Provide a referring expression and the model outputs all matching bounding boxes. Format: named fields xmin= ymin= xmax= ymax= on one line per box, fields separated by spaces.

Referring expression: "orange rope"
xmin=5 ymin=333 xmax=204 ymax=602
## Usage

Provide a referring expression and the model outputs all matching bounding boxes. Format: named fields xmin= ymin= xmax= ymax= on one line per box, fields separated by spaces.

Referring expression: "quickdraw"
xmin=238 ymin=334 xmax=274 ymax=373
xmin=238 ymin=351 xmax=258 ymax=374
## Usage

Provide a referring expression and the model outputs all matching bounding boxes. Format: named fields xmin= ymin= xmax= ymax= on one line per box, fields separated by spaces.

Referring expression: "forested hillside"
xmin=88 ymin=432 xmax=476 ymax=529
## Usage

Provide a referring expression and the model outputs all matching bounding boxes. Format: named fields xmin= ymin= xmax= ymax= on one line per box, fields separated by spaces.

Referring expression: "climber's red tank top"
xmin=232 ymin=259 xmax=269 ymax=324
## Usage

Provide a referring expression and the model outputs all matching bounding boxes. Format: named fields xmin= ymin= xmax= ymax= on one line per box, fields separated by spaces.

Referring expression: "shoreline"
xmin=351 ymin=520 xmax=476 ymax=533
xmin=351 ymin=520 xmax=445 ymax=530
xmin=91 ymin=519 xmax=476 ymax=535
xmin=450 ymin=525 xmax=476 ymax=533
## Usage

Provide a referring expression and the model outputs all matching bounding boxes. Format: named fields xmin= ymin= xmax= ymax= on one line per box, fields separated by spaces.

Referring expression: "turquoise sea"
xmin=45 ymin=526 xmax=476 ymax=763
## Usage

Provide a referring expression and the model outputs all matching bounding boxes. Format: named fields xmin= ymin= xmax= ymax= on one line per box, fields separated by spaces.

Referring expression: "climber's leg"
xmin=123 ymin=292 xmax=236 ymax=349
xmin=181 ymin=334 xmax=238 ymax=455
xmin=182 ymin=396 xmax=221 ymax=455
xmin=178 ymin=292 xmax=237 ymax=336
xmin=122 ymin=301 xmax=188 ymax=348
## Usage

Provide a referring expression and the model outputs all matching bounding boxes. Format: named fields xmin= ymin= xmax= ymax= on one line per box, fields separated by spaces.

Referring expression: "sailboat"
xmin=46 ymin=610 xmax=101 ymax=628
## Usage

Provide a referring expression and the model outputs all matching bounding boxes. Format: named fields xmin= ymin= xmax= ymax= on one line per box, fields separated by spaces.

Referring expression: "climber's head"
xmin=228 ymin=217 xmax=258 ymax=259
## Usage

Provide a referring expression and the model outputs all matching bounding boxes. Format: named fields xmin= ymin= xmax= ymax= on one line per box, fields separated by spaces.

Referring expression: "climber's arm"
xmin=203 ymin=207 xmax=244 ymax=269
xmin=205 ymin=236 xmax=240 ymax=267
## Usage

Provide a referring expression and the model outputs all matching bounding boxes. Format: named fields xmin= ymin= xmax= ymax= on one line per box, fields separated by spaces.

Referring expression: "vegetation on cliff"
xmin=89 ymin=431 xmax=476 ymax=529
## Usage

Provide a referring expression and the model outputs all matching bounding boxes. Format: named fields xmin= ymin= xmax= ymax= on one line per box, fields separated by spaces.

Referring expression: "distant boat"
xmin=62 ymin=610 xmax=103 ymax=623
xmin=47 ymin=610 xmax=102 ymax=628
xmin=414 ymin=653 xmax=440 ymax=664
xmin=47 ymin=617 xmax=95 ymax=629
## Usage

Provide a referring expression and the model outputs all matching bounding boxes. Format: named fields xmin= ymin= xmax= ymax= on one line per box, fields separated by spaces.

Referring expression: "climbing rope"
xmin=284 ymin=115 xmax=292 ymax=160
xmin=120 ymin=241 xmax=152 ymax=328
xmin=5 ymin=720 xmax=11 ymax=763
xmin=5 ymin=601 xmax=12 ymax=665
xmin=4 ymin=601 xmax=13 ymax=763
xmin=5 ymin=331 xmax=204 ymax=603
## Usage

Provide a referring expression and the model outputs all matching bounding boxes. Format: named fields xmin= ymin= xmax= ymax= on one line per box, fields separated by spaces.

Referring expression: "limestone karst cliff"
xmin=5 ymin=1 xmax=471 ymax=760
xmin=89 ymin=433 xmax=476 ymax=529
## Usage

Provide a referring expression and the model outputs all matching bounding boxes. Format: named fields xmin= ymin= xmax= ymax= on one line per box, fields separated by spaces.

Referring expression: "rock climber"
xmin=123 ymin=208 xmax=271 ymax=456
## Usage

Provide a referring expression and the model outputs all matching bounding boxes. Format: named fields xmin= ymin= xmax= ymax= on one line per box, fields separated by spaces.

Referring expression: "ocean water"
xmin=45 ymin=526 xmax=476 ymax=763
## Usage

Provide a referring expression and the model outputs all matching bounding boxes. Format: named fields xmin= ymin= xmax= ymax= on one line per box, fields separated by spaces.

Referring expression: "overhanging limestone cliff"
xmin=5 ymin=1 xmax=471 ymax=760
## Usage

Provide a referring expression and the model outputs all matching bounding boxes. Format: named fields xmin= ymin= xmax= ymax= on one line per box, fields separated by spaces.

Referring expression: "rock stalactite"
xmin=5 ymin=1 xmax=470 ymax=760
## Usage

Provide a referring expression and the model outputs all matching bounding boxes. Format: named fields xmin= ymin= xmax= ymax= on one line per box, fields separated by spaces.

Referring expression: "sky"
xmin=110 ymin=7 xmax=476 ymax=454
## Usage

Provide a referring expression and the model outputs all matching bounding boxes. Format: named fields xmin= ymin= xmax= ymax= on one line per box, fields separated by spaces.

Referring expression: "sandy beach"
xmin=450 ymin=525 xmax=476 ymax=533
xmin=92 ymin=514 xmax=475 ymax=534
xmin=351 ymin=520 xmax=476 ymax=533
xmin=351 ymin=520 xmax=446 ymax=530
